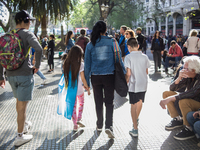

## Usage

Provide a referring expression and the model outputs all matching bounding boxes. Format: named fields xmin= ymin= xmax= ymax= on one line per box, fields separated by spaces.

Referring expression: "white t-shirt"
xmin=185 ymin=36 xmax=200 ymax=53
xmin=124 ymin=51 xmax=151 ymax=93
xmin=77 ymin=62 xmax=84 ymax=96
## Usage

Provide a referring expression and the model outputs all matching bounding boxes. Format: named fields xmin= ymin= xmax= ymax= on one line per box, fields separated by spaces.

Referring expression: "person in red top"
xmin=165 ymin=40 xmax=183 ymax=73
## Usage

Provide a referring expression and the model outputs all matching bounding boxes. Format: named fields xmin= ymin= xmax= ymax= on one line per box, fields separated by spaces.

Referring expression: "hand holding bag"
xmin=112 ymin=39 xmax=128 ymax=97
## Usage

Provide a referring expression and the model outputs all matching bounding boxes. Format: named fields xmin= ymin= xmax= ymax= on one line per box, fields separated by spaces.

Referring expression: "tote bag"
xmin=112 ymin=39 xmax=128 ymax=97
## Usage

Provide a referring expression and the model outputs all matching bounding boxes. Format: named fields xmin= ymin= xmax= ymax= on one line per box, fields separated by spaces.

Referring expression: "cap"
xmin=136 ymin=27 xmax=142 ymax=31
xmin=15 ymin=10 xmax=35 ymax=23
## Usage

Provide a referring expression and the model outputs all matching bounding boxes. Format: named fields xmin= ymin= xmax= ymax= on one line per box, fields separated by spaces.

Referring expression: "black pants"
xmin=153 ymin=51 xmax=161 ymax=71
xmin=91 ymin=75 xmax=114 ymax=129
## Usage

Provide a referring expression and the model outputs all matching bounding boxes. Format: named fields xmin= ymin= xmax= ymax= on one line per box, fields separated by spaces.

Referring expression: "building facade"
xmin=142 ymin=0 xmax=200 ymax=36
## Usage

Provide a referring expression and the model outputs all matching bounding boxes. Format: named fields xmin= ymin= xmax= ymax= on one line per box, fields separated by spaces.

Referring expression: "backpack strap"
xmin=112 ymin=38 xmax=120 ymax=63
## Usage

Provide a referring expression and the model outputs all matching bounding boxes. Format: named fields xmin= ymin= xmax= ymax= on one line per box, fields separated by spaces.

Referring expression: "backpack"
xmin=76 ymin=36 xmax=87 ymax=53
xmin=0 ymin=29 xmax=30 ymax=70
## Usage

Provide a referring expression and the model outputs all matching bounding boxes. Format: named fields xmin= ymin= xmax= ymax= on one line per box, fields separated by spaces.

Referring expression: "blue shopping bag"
xmin=57 ymin=73 xmax=78 ymax=120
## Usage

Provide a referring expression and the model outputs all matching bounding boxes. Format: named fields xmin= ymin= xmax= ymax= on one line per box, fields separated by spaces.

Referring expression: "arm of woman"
xmin=80 ymin=71 xmax=90 ymax=95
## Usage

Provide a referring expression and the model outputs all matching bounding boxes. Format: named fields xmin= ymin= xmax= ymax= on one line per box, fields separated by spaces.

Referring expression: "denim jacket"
xmin=66 ymin=38 xmax=75 ymax=50
xmin=84 ymin=35 xmax=126 ymax=87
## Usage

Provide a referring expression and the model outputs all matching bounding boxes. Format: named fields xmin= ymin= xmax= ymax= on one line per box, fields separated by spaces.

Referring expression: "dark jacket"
xmin=137 ymin=33 xmax=146 ymax=50
xmin=47 ymin=40 xmax=55 ymax=65
xmin=151 ymin=37 xmax=164 ymax=51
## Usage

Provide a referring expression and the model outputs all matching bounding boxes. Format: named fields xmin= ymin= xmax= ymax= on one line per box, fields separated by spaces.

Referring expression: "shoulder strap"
xmin=112 ymin=38 xmax=120 ymax=63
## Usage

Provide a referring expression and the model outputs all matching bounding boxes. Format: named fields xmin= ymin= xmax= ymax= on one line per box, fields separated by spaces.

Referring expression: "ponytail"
xmin=91 ymin=21 xmax=106 ymax=46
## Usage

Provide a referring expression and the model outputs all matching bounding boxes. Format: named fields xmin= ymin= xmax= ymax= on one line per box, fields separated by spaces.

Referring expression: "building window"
xmin=169 ymin=0 xmax=171 ymax=6
xmin=146 ymin=0 xmax=149 ymax=2
xmin=151 ymin=27 xmax=153 ymax=31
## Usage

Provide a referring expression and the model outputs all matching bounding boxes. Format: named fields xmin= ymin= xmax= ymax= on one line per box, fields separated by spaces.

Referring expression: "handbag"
xmin=112 ymin=39 xmax=128 ymax=97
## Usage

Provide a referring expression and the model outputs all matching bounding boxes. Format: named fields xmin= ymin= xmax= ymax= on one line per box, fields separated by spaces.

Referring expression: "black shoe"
xmin=105 ymin=127 xmax=115 ymax=139
xmin=165 ymin=118 xmax=183 ymax=130
xmin=173 ymin=127 xmax=195 ymax=140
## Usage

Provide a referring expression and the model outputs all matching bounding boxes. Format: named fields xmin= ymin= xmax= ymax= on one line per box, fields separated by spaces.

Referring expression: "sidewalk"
xmin=0 ymin=50 xmax=199 ymax=150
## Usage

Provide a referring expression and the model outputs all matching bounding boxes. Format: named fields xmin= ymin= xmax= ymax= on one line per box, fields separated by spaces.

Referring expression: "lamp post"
xmin=101 ymin=3 xmax=109 ymax=24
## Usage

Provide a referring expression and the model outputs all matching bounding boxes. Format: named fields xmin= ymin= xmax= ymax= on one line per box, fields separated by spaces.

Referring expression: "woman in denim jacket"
xmin=84 ymin=21 xmax=125 ymax=139
xmin=65 ymin=31 xmax=75 ymax=53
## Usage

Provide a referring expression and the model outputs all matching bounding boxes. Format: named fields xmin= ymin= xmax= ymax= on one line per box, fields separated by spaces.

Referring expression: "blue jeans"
xmin=31 ymin=56 xmax=46 ymax=80
xmin=187 ymin=111 xmax=200 ymax=137
xmin=165 ymin=56 xmax=182 ymax=68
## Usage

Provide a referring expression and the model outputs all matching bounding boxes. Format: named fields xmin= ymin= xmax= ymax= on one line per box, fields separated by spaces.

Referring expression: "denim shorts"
xmin=7 ymin=75 xmax=34 ymax=101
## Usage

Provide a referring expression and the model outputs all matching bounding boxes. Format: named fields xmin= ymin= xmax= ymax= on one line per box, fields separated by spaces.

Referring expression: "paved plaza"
xmin=0 ymin=50 xmax=199 ymax=150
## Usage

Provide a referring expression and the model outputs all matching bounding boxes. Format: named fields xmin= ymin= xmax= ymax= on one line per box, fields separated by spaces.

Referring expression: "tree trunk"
xmin=41 ymin=14 xmax=47 ymax=36
xmin=34 ymin=18 xmax=40 ymax=35
xmin=197 ymin=0 xmax=200 ymax=8
xmin=61 ymin=25 xmax=64 ymax=44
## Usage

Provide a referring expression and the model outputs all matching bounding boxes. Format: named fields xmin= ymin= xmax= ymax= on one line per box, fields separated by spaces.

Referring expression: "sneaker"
xmin=96 ymin=127 xmax=102 ymax=132
xmin=129 ymin=128 xmax=138 ymax=137
xmin=47 ymin=70 xmax=51 ymax=73
xmin=105 ymin=127 xmax=115 ymax=139
xmin=14 ymin=134 xmax=33 ymax=147
xmin=23 ymin=121 xmax=32 ymax=134
xmin=173 ymin=127 xmax=195 ymax=140
xmin=165 ymin=118 xmax=183 ymax=130
xmin=77 ymin=121 xmax=85 ymax=127
xmin=41 ymin=79 xmax=47 ymax=85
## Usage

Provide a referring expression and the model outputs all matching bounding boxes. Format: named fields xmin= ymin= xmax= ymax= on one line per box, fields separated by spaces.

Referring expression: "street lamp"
xmin=101 ymin=3 xmax=109 ymax=23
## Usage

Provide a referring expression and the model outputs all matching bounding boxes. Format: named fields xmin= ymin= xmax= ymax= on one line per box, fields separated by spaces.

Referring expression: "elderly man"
xmin=165 ymin=40 xmax=183 ymax=74
xmin=160 ymin=56 xmax=200 ymax=140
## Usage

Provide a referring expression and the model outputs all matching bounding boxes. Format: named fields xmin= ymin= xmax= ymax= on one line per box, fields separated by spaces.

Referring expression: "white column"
xmin=166 ymin=16 xmax=168 ymax=36
xmin=183 ymin=17 xmax=187 ymax=35
xmin=173 ymin=16 xmax=176 ymax=35
xmin=146 ymin=23 xmax=149 ymax=36
xmin=159 ymin=17 xmax=161 ymax=31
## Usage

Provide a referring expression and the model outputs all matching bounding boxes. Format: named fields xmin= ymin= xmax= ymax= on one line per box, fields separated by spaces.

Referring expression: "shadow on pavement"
xmin=114 ymin=91 xmax=128 ymax=109
xmin=81 ymin=130 xmax=100 ymax=150
xmin=0 ymin=91 xmax=13 ymax=102
xmin=0 ymin=137 xmax=15 ymax=150
xmin=36 ymin=130 xmax=84 ymax=150
xmin=160 ymin=130 xmax=199 ymax=150
xmin=149 ymin=72 xmax=163 ymax=81
xmin=124 ymin=137 xmax=138 ymax=150
xmin=96 ymin=139 xmax=114 ymax=150
xmin=37 ymin=79 xmax=60 ymax=89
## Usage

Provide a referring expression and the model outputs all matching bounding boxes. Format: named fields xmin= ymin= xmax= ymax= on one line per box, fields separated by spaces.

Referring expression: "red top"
xmin=168 ymin=44 xmax=183 ymax=57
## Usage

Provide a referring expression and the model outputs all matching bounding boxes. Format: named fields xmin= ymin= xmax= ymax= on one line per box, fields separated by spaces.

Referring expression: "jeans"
xmin=36 ymin=70 xmax=46 ymax=80
xmin=153 ymin=51 xmax=161 ymax=71
xmin=187 ymin=111 xmax=200 ymax=137
xmin=165 ymin=56 xmax=182 ymax=68
xmin=91 ymin=74 xmax=115 ymax=129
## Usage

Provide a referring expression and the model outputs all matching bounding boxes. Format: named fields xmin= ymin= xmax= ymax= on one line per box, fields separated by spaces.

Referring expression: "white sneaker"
xmin=23 ymin=121 xmax=32 ymax=134
xmin=41 ymin=79 xmax=47 ymax=85
xmin=14 ymin=134 xmax=33 ymax=146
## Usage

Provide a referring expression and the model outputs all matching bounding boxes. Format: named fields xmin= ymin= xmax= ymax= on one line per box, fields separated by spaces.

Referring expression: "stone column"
xmin=173 ymin=15 xmax=176 ymax=35
xmin=166 ymin=16 xmax=168 ymax=36
xmin=159 ymin=17 xmax=161 ymax=31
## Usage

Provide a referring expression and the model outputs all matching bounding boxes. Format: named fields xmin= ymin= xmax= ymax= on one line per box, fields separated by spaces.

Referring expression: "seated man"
xmin=160 ymin=55 xmax=200 ymax=140
xmin=165 ymin=40 xmax=183 ymax=74
xmin=187 ymin=110 xmax=200 ymax=147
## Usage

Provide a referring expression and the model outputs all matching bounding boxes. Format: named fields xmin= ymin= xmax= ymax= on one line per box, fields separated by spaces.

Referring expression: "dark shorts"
xmin=129 ymin=91 xmax=146 ymax=104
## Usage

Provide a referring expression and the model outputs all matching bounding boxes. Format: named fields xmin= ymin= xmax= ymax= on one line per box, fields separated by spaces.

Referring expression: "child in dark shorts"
xmin=124 ymin=38 xmax=151 ymax=137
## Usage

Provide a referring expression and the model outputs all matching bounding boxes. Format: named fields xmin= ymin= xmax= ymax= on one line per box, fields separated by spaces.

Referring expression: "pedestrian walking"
xmin=136 ymin=27 xmax=146 ymax=53
xmin=65 ymin=31 xmax=75 ymax=53
xmin=124 ymin=38 xmax=151 ymax=137
xmin=47 ymin=34 xmax=55 ymax=72
xmin=151 ymin=31 xmax=164 ymax=72
xmin=183 ymin=29 xmax=200 ymax=56
xmin=84 ymin=21 xmax=125 ymax=139
xmin=0 ymin=10 xmax=43 ymax=147
xmin=31 ymin=47 xmax=47 ymax=84
xmin=75 ymin=29 xmax=90 ymax=55
xmin=124 ymin=29 xmax=135 ymax=56
xmin=63 ymin=45 xmax=90 ymax=131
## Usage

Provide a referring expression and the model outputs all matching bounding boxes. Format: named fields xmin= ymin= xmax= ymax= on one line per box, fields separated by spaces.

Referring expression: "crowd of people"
xmin=1 ymin=9 xmax=200 ymax=148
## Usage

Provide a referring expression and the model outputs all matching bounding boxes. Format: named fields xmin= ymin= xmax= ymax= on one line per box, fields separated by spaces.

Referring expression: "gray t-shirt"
xmin=0 ymin=29 xmax=43 ymax=80
xmin=124 ymin=51 xmax=151 ymax=93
